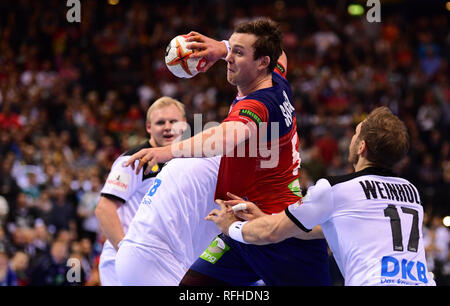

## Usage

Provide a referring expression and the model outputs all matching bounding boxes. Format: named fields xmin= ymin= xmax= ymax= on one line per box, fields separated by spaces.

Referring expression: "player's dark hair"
xmin=234 ymin=18 xmax=283 ymax=74
xmin=358 ymin=107 xmax=410 ymax=169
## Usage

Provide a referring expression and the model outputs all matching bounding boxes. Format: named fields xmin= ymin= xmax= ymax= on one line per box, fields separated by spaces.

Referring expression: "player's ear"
xmin=145 ymin=121 xmax=152 ymax=134
xmin=258 ymin=56 xmax=270 ymax=72
xmin=358 ymin=139 xmax=367 ymax=156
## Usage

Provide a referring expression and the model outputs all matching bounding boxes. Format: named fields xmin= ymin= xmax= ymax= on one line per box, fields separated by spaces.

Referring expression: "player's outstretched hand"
xmin=206 ymin=199 xmax=239 ymax=235
xmin=122 ymin=146 xmax=173 ymax=175
xmin=185 ymin=31 xmax=228 ymax=72
xmin=223 ymin=192 xmax=267 ymax=221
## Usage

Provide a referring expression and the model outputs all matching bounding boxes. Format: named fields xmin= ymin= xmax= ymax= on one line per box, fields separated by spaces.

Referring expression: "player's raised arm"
xmin=279 ymin=50 xmax=287 ymax=68
xmin=274 ymin=50 xmax=287 ymax=78
xmin=185 ymin=31 xmax=229 ymax=72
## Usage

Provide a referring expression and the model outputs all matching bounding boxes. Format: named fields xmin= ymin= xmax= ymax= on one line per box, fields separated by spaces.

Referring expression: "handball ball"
xmin=165 ymin=35 xmax=206 ymax=78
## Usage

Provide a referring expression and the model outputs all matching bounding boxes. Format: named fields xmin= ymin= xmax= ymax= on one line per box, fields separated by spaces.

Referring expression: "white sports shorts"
xmin=115 ymin=240 xmax=187 ymax=286
xmin=99 ymin=241 xmax=121 ymax=286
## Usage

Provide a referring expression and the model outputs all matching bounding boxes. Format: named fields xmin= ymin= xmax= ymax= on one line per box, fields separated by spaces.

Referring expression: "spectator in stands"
xmin=9 ymin=251 xmax=29 ymax=286
xmin=77 ymin=176 xmax=101 ymax=244
xmin=0 ymin=250 xmax=17 ymax=286
xmin=28 ymin=240 xmax=70 ymax=286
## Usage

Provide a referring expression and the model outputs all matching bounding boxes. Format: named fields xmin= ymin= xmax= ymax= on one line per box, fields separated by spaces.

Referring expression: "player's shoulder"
xmin=307 ymin=178 xmax=333 ymax=197
xmin=248 ymin=72 xmax=288 ymax=95
xmin=121 ymin=141 xmax=151 ymax=157
xmin=272 ymin=70 xmax=290 ymax=93
xmin=164 ymin=156 xmax=220 ymax=173
xmin=242 ymin=72 xmax=291 ymax=109
xmin=110 ymin=141 xmax=163 ymax=178
xmin=108 ymin=141 xmax=150 ymax=169
xmin=273 ymin=69 xmax=288 ymax=82
xmin=324 ymin=167 xmax=399 ymax=187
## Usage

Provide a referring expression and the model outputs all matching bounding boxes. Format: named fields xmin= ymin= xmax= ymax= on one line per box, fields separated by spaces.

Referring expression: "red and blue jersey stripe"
xmin=215 ymin=66 xmax=301 ymax=214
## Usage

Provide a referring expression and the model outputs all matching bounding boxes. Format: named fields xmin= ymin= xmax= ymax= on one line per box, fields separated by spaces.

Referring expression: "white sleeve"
xmin=100 ymin=156 xmax=142 ymax=203
xmin=285 ymin=178 xmax=334 ymax=232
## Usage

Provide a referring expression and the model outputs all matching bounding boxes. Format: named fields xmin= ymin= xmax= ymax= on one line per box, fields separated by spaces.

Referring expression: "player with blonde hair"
xmin=96 ymin=96 xmax=186 ymax=286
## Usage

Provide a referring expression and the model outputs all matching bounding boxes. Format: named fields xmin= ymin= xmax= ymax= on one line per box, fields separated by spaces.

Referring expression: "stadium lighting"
xmin=348 ymin=4 xmax=365 ymax=16
xmin=443 ymin=216 xmax=450 ymax=227
xmin=108 ymin=0 xmax=120 ymax=5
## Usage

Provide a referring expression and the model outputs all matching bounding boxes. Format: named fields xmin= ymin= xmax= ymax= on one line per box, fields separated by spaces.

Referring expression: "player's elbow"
xmin=94 ymin=201 xmax=105 ymax=219
xmin=96 ymin=197 xmax=122 ymax=220
xmin=95 ymin=198 xmax=112 ymax=218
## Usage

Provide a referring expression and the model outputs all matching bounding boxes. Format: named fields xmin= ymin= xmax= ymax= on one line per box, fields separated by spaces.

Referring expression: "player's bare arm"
xmin=208 ymin=196 xmax=324 ymax=245
xmin=95 ymin=196 xmax=125 ymax=250
xmin=123 ymin=120 xmax=252 ymax=175
xmin=278 ymin=50 xmax=287 ymax=71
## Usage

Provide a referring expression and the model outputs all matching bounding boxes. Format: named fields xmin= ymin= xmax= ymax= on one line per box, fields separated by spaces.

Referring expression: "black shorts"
xmin=189 ymin=233 xmax=331 ymax=286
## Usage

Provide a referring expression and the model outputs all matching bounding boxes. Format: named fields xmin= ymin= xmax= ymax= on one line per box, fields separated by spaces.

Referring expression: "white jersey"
xmin=99 ymin=142 xmax=165 ymax=285
xmin=100 ymin=142 xmax=163 ymax=236
xmin=286 ymin=167 xmax=435 ymax=286
xmin=121 ymin=156 xmax=221 ymax=275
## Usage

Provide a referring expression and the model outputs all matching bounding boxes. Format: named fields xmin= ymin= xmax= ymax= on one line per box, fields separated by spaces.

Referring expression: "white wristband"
xmin=221 ymin=40 xmax=231 ymax=59
xmin=228 ymin=221 xmax=249 ymax=244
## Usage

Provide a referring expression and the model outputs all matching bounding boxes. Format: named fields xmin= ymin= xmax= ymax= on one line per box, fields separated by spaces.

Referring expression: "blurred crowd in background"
xmin=0 ymin=0 xmax=448 ymax=286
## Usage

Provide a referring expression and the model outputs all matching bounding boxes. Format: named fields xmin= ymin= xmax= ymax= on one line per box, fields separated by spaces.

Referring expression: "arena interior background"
xmin=0 ymin=0 xmax=448 ymax=286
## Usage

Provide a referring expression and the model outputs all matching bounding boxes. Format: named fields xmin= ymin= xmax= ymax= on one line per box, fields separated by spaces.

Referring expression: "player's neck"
xmin=237 ymin=73 xmax=272 ymax=97
xmin=354 ymin=157 xmax=376 ymax=172
xmin=149 ymin=138 xmax=157 ymax=148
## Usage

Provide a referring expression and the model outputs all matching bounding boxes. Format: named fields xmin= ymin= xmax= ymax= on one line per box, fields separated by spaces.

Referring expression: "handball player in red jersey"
xmin=124 ymin=18 xmax=331 ymax=285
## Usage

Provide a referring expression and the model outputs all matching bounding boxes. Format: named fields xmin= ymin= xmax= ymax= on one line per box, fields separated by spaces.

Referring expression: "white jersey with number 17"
xmin=286 ymin=167 xmax=436 ymax=286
